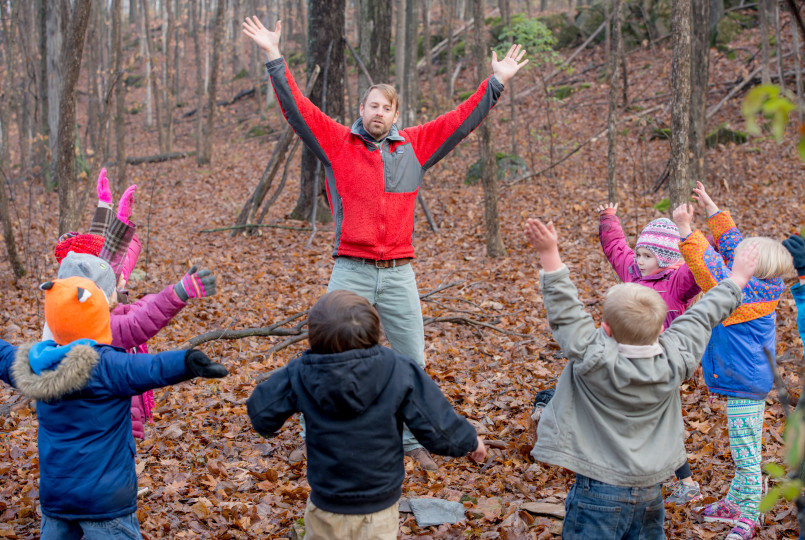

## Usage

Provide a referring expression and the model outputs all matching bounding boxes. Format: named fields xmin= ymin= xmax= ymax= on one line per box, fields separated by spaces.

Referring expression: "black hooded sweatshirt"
xmin=247 ymin=344 xmax=478 ymax=514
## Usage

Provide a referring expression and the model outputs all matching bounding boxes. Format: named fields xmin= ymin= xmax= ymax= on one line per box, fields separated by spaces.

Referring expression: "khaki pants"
xmin=304 ymin=499 xmax=399 ymax=540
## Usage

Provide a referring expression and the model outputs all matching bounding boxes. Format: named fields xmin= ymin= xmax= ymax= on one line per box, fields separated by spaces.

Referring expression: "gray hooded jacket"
xmin=531 ymin=265 xmax=742 ymax=487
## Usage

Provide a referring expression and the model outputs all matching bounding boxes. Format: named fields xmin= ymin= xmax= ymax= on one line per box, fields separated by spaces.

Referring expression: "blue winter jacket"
xmin=11 ymin=341 xmax=190 ymax=520
xmin=792 ymin=282 xmax=805 ymax=345
xmin=0 ymin=339 xmax=16 ymax=387
xmin=680 ymin=211 xmax=786 ymax=400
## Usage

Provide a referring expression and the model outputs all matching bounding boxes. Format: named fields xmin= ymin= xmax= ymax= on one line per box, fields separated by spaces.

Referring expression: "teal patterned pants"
xmin=725 ymin=397 xmax=765 ymax=522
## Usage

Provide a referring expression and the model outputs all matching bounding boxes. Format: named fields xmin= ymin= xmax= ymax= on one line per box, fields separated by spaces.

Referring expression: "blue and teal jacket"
xmin=679 ymin=211 xmax=785 ymax=400
xmin=11 ymin=340 xmax=190 ymax=520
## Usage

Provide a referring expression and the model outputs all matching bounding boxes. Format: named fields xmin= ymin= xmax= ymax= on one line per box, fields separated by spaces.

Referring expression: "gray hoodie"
xmin=531 ymin=265 xmax=742 ymax=487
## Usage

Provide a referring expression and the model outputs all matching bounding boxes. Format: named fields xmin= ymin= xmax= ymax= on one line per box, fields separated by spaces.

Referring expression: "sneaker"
xmin=405 ymin=447 xmax=438 ymax=472
xmin=528 ymin=388 xmax=556 ymax=445
xmin=698 ymin=498 xmax=741 ymax=525
xmin=725 ymin=518 xmax=756 ymax=540
xmin=665 ymin=480 xmax=703 ymax=505
xmin=289 ymin=442 xmax=307 ymax=463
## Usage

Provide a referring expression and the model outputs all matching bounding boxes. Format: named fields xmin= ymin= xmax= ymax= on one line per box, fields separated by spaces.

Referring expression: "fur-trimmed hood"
xmin=12 ymin=342 xmax=99 ymax=402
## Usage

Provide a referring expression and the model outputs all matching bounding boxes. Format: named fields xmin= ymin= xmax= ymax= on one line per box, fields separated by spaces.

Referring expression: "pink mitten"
xmin=117 ymin=184 xmax=137 ymax=225
xmin=97 ymin=168 xmax=112 ymax=206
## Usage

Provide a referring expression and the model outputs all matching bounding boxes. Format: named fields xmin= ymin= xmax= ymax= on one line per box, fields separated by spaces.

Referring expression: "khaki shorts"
xmin=304 ymin=499 xmax=399 ymax=540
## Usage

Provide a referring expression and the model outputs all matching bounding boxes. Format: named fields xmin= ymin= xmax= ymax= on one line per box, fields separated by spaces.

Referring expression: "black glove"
xmin=184 ymin=349 xmax=228 ymax=379
xmin=783 ymin=234 xmax=805 ymax=277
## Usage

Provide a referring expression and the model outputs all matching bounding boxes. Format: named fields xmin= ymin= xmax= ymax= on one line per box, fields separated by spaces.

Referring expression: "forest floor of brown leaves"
xmin=2 ymin=19 xmax=805 ymax=540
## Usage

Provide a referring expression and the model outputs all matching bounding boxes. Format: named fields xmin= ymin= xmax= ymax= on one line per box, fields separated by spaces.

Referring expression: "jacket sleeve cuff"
xmin=705 ymin=210 xmax=735 ymax=241
xmin=264 ymin=57 xmax=286 ymax=72
xmin=489 ymin=75 xmax=504 ymax=93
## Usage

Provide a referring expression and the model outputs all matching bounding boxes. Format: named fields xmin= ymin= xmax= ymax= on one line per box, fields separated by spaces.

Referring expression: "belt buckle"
xmin=375 ymin=259 xmax=390 ymax=268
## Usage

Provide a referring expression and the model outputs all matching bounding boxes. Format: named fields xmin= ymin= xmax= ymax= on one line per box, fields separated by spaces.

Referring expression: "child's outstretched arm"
xmin=596 ymin=203 xmax=638 ymax=281
xmin=693 ymin=181 xmax=742 ymax=266
xmin=98 ymin=348 xmax=227 ymax=397
xmin=88 ymin=169 xmax=113 ymax=236
xmin=674 ymin=203 xmax=731 ymax=293
xmin=99 ymin=185 xmax=138 ymax=279
xmin=524 ymin=219 xmax=562 ymax=271
xmin=662 ymin=244 xmax=757 ymax=379
xmin=247 ymin=366 xmax=299 ymax=437
xmin=524 ymin=219 xmax=599 ymax=364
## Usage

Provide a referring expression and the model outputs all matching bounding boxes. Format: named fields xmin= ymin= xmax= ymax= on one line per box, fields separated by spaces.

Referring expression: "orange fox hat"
xmin=42 ymin=277 xmax=112 ymax=346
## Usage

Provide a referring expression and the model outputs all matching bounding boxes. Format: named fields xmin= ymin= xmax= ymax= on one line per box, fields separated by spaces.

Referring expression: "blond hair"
xmin=360 ymin=83 xmax=399 ymax=111
xmin=602 ymin=283 xmax=667 ymax=345
xmin=734 ymin=237 xmax=794 ymax=280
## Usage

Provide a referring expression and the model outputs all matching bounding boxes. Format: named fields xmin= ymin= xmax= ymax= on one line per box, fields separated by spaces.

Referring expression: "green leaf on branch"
xmin=783 ymin=479 xmax=804 ymax=501
xmin=763 ymin=461 xmax=786 ymax=478
xmin=759 ymin=485 xmax=782 ymax=513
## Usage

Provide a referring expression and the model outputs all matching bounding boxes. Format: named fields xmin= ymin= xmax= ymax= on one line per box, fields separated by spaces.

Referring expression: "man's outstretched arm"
xmin=242 ymin=16 xmax=347 ymax=163
xmin=404 ymin=44 xmax=528 ymax=171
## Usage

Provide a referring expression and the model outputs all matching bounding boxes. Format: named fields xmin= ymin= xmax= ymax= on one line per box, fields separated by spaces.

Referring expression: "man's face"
xmin=360 ymin=89 xmax=399 ymax=140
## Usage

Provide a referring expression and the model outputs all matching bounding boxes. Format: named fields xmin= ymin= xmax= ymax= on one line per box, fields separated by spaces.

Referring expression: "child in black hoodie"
xmin=247 ymin=290 xmax=486 ymax=539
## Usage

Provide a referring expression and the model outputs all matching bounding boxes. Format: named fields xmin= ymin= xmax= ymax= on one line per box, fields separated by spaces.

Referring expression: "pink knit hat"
xmin=635 ymin=218 xmax=681 ymax=268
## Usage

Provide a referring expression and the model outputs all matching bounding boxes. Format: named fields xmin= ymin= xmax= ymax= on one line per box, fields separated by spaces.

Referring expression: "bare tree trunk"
xmin=56 ymin=0 xmax=93 ymax=235
xmin=0 ymin=2 xmax=17 ymax=174
xmin=291 ymin=0 xmax=345 ymax=222
xmin=402 ymin=0 xmax=419 ymax=127
xmin=759 ymin=0 xmax=771 ymax=84
xmin=36 ymin=0 xmax=49 ymax=180
xmin=689 ymin=0 xmax=711 ymax=185
xmin=473 ymin=0 xmax=505 ymax=257
xmin=142 ymin=0 xmax=167 ymax=152
xmin=357 ymin=0 xmax=392 ymax=98
xmin=422 ymin=0 xmax=433 ymax=99
xmin=774 ymin=0 xmax=785 ymax=91
xmin=47 ymin=0 xmax=65 ymax=187
xmin=396 ymin=0 xmax=407 ymax=99
xmin=444 ymin=0 xmax=455 ymax=108
xmin=499 ymin=0 xmax=517 ymax=156
xmin=794 ymin=7 xmax=803 ymax=123
xmin=191 ymin=0 xmax=204 ymax=160
xmin=164 ymin=0 xmax=177 ymax=152
xmin=198 ymin=0 xmax=225 ymax=164
xmin=606 ymin=0 xmax=622 ymax=203
xmin=669 ymin=0 xmax=692 ymax=209
xmin=113 ymin=0 xmax=127 ymax=190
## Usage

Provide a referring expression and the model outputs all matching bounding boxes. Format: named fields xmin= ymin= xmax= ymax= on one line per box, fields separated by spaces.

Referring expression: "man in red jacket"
xmin=243 ymin=16 xmax=527 ymax=470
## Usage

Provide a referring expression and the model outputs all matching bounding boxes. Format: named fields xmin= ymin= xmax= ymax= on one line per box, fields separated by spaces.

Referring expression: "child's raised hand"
xmin=469 ymin=436 xmax=487 ymax=463
xmin=97 ymin=168 xmax=112 ymax=206
xmin=672 ymin=203 xmax=695 ymax=238
xmin=524 ymin=219 xmax=558 ymax=251
xmin=174 ymin=265 xmax=217 ymax=301
xmin=692 ymin=181 xmax=719 ymax=216
xmin=730 ymin=242 xmax=759 ymax=290
xmin=524 ymin=219 xmax=562 ymax=272
xmin=596 ymin=202 xmax=618 ymax=217
xmin=117 ymin=185 xmax=137 ymax=225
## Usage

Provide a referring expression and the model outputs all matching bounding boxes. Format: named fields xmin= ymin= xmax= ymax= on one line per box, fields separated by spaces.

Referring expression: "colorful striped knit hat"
xmin=54 ymin=232 xmax=105 ymax=263
xmin=635 ymin=218 xmax=681 ymax=268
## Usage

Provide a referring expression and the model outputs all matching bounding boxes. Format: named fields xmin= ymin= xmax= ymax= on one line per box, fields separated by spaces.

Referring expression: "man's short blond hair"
xmin=734 ymin=237 xmax=794 ymax=280
xmin=360 ymin=83 xmax=399 ymax=111
xmin=602 ymin=283 xmax=667 ymax=345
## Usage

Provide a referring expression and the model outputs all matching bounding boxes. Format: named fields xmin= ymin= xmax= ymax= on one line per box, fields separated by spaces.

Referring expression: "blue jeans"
xmin=563 ymin=475 xmax=665 ymax=540
xmin=41 ymin=512 xmax=142 ymax=539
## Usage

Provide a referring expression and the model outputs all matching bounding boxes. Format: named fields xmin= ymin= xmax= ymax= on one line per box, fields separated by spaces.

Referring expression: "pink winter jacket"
xmin=599 ymin=213 xmax=701 ymax=329
xmin=111 ymin=283 xmax=186 ymax=438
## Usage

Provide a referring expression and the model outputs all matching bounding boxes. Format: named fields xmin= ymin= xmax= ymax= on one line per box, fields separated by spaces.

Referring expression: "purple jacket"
xmin=599 ymin=214 xmax=700 ymax=329
xmin=111 ymin=283 xmax=186 ymax=438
